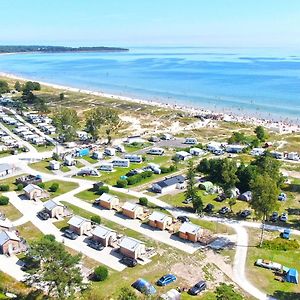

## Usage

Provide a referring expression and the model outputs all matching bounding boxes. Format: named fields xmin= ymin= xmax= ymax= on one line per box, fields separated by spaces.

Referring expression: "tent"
xmin=132 ymin=278 xmax=156 ymax=295
xmin=285 ymin=268 xmax=299 ymax=284
xmin=199 ymin=181 xmax=214 ymax=192
xmin=160 ymin=289 xmax=181 ymax=300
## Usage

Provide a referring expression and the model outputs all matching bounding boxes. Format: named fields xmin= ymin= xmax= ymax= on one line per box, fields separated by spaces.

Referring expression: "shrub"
xmin=215 ymin=283 xmax=243 ymax=300
xmin=52 ymin=152 xmax=59 ymax=161
xmin=16 ymin=183 xmax=23 ymax=191
xmin=49 ymin=183 xmax=59 ymax=192
xmin=37 ymin=182 xmax=45 ymax=189
xmin=117 ymin=287 xmax=138 ymax=300
xmin=116 ymin=179 xmax=128 ymax=188
xmin=91 ymin=215 xmax=101 ymax=224
xmin=261 ymin=237 xmax=299 ymax=251
xmin=98 ymin=186 xmax=109 ymax=195
xmin=0 ymin=184 xmax=9 ymax=192
xmin=94 ymin=266 xmax=108 ymax=281
xmin=44 ymin=234 xmax=56 ymax=242
xmin=0 ymin=195 xmax=9 ymax=205
xmin=139 ymin=197 xmax=148 ymax=207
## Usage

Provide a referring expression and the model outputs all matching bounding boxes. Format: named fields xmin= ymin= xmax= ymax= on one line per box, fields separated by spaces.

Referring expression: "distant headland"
xmin=0 ymin=45 xmax=129 ymax=53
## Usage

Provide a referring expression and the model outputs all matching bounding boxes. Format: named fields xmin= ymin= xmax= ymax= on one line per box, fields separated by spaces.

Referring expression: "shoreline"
xmin=0 ymin=71 xmax=299 ymax=132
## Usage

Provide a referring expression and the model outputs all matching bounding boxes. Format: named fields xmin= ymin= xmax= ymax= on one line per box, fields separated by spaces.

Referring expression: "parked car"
xmin=219 ymin=207 xmax=230 ymax=214
xmin=215 ymin=194 xmax=226 ymax=202
xmin=37 ymin=211 xmax=50 ymax=220
xmin=63 ymin=229 xmax=79 ymax=240
xmin=177 ymin=215 xmax=190 ymax=223
xmin=278 ymin=193 xmax=287 ymax=201
xmin=240 ymin=210 xmax=251 ymax=218
xmin=188 ymin=280 xmax=207 ymax=295
xmin=270 ymin=212 xmax=279 ymax=222
xmin=280 ymin=212 xmax=288 ymax=222
xmin=203 ymin=203 xmax=214 ymax=213
xmin=87 ymin=239 xmax=105 ymax=251
xmin=281 ymin=228 xmax=291 ymax=239
xmin=156 ymin=274 xmax=177 ymax=286
xmin=120 ymin=257 xmax=138 ymax=267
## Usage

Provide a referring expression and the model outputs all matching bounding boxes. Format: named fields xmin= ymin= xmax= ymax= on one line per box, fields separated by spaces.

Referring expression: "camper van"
xmin=147 ymin=147 xmax=165 ymax=155
xmin=104 ymin=148 xmax=116 ymax=156
xmin=184 ymin=137 xmax=198 ymax=145
xmin=98 ymin=163 xmax=114 ymax=172
xmin=112 ymin=158 xmax=130 ymax=168
xmin=115 ymin=145 xmax=125 ymax=153
xmin=124 ymin=154 xmax=143 ymax=163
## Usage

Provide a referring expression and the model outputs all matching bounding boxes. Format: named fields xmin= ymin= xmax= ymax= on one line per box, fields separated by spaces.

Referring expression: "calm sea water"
xmin=0 ymin=47 xmax=300 ymax=121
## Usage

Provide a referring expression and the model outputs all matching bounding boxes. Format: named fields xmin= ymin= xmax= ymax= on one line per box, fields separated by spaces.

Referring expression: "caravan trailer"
xmin=184 ymin=137 xmax=198 ymax=145
xmin=112 ymin=158 xmax=130 ymax=168
xmin=104 ymin=147 xmax=116 ymax=156
xmin=99 ymin=163 xmax=114 ymax=172
xmin=147 ymin=147 xmax=165 ymax=155
xmin=124 ymin=154 xmax=143 ymax=163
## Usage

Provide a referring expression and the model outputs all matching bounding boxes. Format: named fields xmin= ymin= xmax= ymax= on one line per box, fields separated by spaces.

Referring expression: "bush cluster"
xmin=139 ymin=197 xmax=148 ymax=206
xmin=91 ymin=215 xmax=101 ymax=224
xmin=261 ymin=237 xmax=299 ymax=251
xmin=97 ymin=186 xmax=109 ymax=195
xmin=0 ymin=195 xmax=9 ymax=205
xmin=94 ymin=266 xmax=108 ymax=281
xmin=49 ymin=183 xmax=59 ymax=192
xmin=161 ymin=164 xmax=177 ymax=174
xmin=0 ymin=184 xmax=9 ymax=192
xmin=127 ymin=171 xmax=153 ymax=185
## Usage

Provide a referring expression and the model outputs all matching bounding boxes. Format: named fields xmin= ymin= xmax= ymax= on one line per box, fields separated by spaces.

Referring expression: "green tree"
xmin=91 ymin=215 xmax=101 ymax=224
xmin=215 ymin=283 xmax=244 ymax=300
xmin=250 ymin=175 xmax=279 ymax=246
xmin=53 ymin=108 xmax=80 ymax=142
xmin=254 ymin=126 xmax=267 ymax=142
xmin=228 ymin=198 xmax=236 ymax=211
xmin=14 ymin=81 xmax=22 ymax=92
xmin=236 ymin=164 xmax=257 ymax=193
xmin=0 ymin=195 xmax=9 ymax=205
xmin=117 ymin=287 xmax=138 ymax=300
xmin=93 ymin=266 xmax=108 ymax=281
xmin=185 ymin=161 xmax=203 ymax=213
xmin=59 ymin=93 xmax=65 ymax=100
xmin=0 ymin=80 xmax=9 ymax=94
xmin=219 ymin=158 xmax=239 ymax=193
xmin=97 ymin=185 xmax=109 ymax=194
xmin=25 ymin=236 xmax=84 ymax=299
xmin=49 ymin=183 xmax=59 ymax=192
xmin=139 ymin=197 xmax=148 ymax=206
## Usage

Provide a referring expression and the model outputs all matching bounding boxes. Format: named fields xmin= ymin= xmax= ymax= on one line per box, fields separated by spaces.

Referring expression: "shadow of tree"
xmin=271 ymin=290 xmax=300 ymax=300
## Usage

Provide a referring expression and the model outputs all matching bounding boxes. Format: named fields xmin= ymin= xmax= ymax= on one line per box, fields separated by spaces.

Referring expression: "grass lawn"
xmin=82 ymin=156 xmax=98 ymax=164
xmin=0 ymin=174 xmax=27 ymax=191
xmin=0 ymin=203 xmax=22 ymax=221
xmin=16 ymin=221 xmax=43 ymax=242
xmin=0 ymin=151 xmax=11 ymax=158
xmin=44 ymin=180 xmax=79 ymax=198
xmin=246 ymin=228 xmax=300 ymax=299
xmin=29 ymin=158 xmax=53 ymax=174
xmin=32 ymin=144 xmax=55 ymax=153
xmin=76 ymin=161 xmax=85 ymax=169
xmin=60 ymin=165 xmax=71 ymax=172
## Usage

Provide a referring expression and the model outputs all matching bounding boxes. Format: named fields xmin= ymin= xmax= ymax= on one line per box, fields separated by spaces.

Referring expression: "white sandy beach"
xmin=1 ymin=71 xmax=299 ymax=133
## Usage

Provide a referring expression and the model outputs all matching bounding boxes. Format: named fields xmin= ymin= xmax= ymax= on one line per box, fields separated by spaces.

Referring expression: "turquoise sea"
xmin=0 ymin=47 xmax=300 ymax=122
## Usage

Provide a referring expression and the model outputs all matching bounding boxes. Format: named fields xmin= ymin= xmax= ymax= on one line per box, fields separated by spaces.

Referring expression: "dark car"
xmin=215 ymin=193 xmax=226 ymax=202
xmin=120 ymin=256 xmax=138 ymax=267
xmin=37 ymin=211 xmax=50 ymax=220
xmin=203 ymin=203 xmax=214 ymax=213
xmin=63 ymin=229 xmax=79 ymax=240
xmin=156 ymin=274 xmax=177 ymax=286
xmin=219 ymin=207 xmax=230 ymax=214
xmin=270 ymin=212 xmax=279 ymax=222
xmin=188 ymin=280 xmax=207 ymax=295
xmin=177 ymin=215 xmax=190 ymax=223
xmin=87 ymin=239 xmax=104 ymax=251
xmin=240 ymin=210 xmax=251 ymax=218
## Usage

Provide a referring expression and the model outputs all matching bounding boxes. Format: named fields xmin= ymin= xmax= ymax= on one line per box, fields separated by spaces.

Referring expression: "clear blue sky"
xmin=1 ymin=0 xmax=300 ymax=47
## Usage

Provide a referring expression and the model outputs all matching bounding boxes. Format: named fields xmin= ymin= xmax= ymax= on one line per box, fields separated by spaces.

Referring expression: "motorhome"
xmin=124 ymin=154 xmax=143 ymax=163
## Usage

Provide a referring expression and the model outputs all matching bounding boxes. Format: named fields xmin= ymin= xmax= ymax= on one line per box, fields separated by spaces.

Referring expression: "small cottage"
xmin=179 ymin=222 xmax=203 ymax=243
xmin=148 ymin=211 xmax=173 ymax=230
xmin=0 ymin=231 xmax=21 ymax=255
xmin=122 ymin=202 xmax=144 ymax=219
xmin=24 ymin=184 xmax=49 ymax=201
xmin=68 ymin=216 xmax=92 ymax=236
xmin=152 ymin=175 xmax=185 ymax=194
xmin=92 ymin=225 xmax=117 ymax=247
xmin=119 ymin=236 xmax=146 ymax=259
xmin=43 ymin=200 xmax=65 ymax=218
xmin=98 ymin=193 xmax=120 ymax=210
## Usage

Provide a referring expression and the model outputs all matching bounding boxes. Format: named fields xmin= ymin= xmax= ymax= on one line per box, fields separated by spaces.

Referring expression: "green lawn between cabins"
xmin=246 ymin=229 xmax=300 ymax=300
xmin=0 ymin=174 xmax=27 ymax=191
xmin=43 ymin=180 xmax=79 ymax=199
xmin=0 ymin=203 xmax=22 ymax=221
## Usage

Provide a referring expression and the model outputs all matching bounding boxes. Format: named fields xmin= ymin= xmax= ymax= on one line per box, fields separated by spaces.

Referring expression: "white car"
xmin=255 ymin=259 xmax=282 ymax=271
xmin=280 ymin=212 xmax=288 ymax=222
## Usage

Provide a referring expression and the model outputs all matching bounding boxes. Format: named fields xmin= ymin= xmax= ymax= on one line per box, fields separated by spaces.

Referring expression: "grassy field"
xmin=43 ymin=180 xmax=79 ymax=198
xmin=29 ymin=158 xmax=53 ymax=174
xmin=32 ymin=144 xmax=55 ymax=153
xmin=16 ymin=221 xmax=43 ymax=242
xmin=0 ymin=203 xmax=22 ymax=221
xmin=82 ymin=155 xmax=98 ymax=164
xmin=246 ymin=229 xmax=300 ymax=299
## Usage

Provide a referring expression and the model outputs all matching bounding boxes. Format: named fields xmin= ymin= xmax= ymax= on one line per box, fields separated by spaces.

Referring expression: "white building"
xmin=49 ymin=160 xmax=60 ymax=170
xmin=176 ymin=151 xmax=192 ymax=161
xmin=189 ymin=147 xmax=204 ymax=156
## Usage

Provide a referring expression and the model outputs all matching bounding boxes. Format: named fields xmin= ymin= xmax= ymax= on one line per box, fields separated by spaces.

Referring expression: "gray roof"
xmin=149 ymin=211 xmax=172 ymax=223
xmin=99 ymin=193 xmax=118 ymax=203
xmin=0 ymin=163 xmax=14 ymax=173
xmin=44 ymin=199 xmax=63 ymax=211
xmin=0 ymin=231 xmax=20 ymax=246
xmin=119 ymin=237 xmax=144 ymax=251
xmin=154 ymin=175 xmax=185 ymax=188
xmin=92 ymin=225 xmax=115 ymax=239
xmin=68 ymin=215 xmax=90 ymax=228
xmin=179 ymin=222 xmax=201 ymax=234
xmin=24 ymin=184 xmax=43 ymax=193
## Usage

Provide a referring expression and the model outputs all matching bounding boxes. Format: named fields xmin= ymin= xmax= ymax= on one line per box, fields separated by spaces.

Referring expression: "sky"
xmin=1 ymin=0 xmax=300 ymax=47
